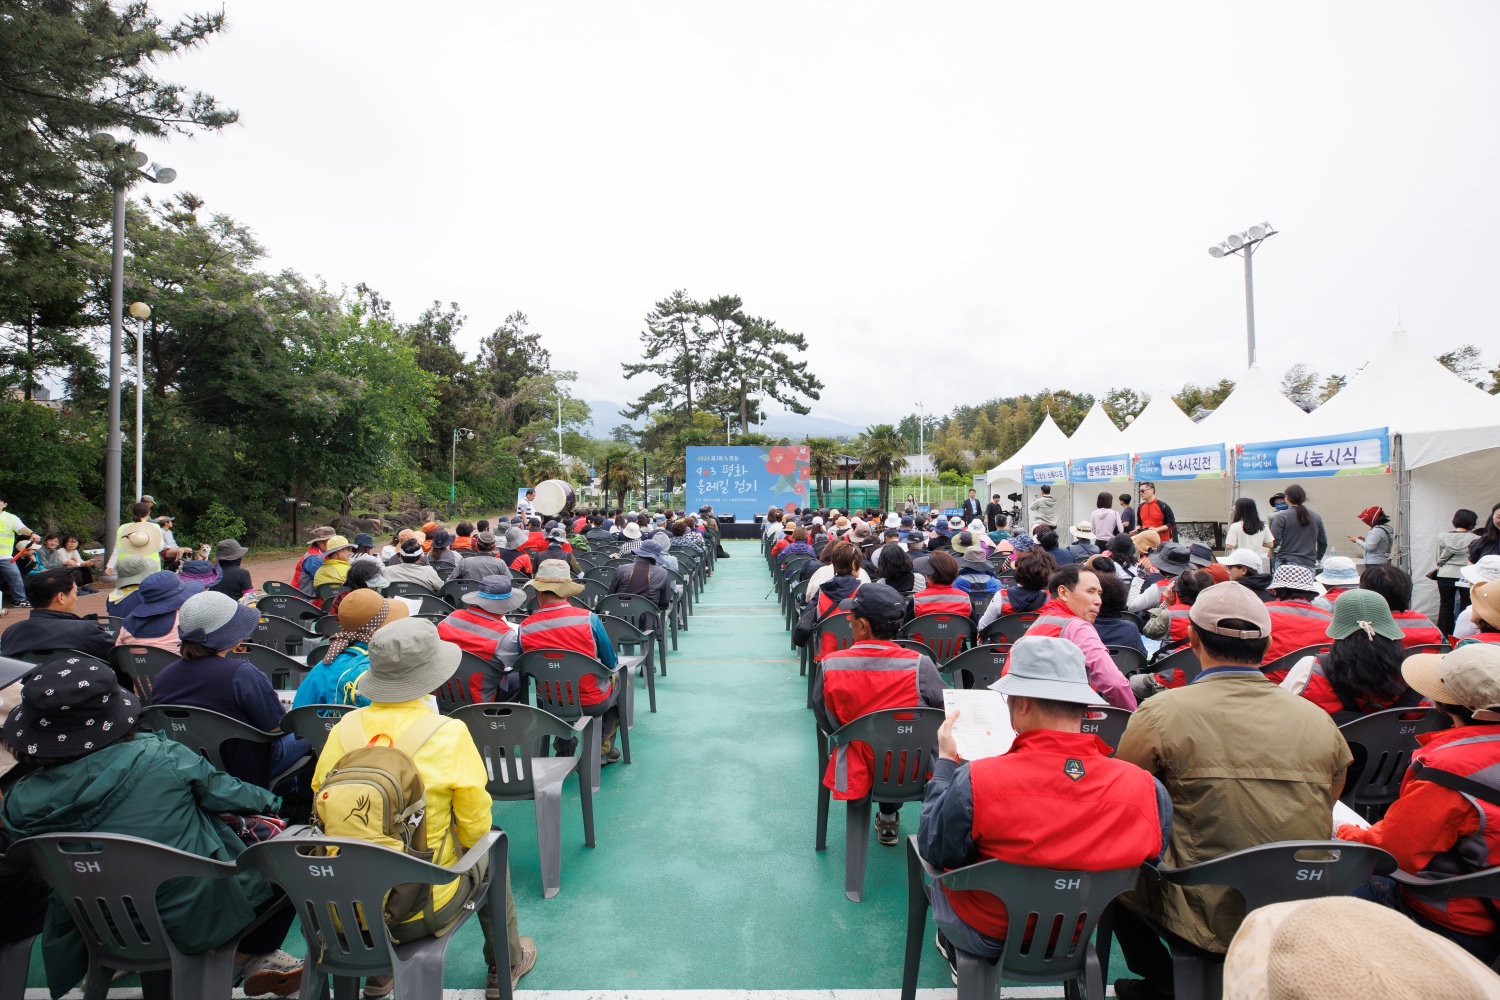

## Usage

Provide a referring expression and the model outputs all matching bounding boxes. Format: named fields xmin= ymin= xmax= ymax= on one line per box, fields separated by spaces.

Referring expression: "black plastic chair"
xmin=1148 ymin=646 xmax=1201 ymax=685
xmin=239 ymin=829 xmax=512 ymax=1000
xmin=0 ymin=934 xmax=33 ymax=1000
xmin=249 ymin=613 xmax=319 ymax=657
xmin=101 ymin=616 xmax=124 ymax=640
xmin=314 ymin=582 xmax=342 ymax=604
xmin=575 ymin=578 xmax=610 ymax=610
xmin=969 ymin=591 xmax=996 ymax=621
xmin=902 ymin=835 xmax=1140 ymax=1000
xmin=1261 ymin=643 xmax=1332 ymax=679
xmin=254 ymin=592 xmax=324 ymax=623
xmin=1400 ymin=642 xmax=1451 ymax=659
xmin=6 ymin=833 xmax=250 ymax=1000
xmin=139 ymin=704 xmax=308 ymax=789
xmin=892 ymin=638 xmax=937 ymax=662
xmin=1391 ymin=865 xmax=1500 ymax=969
xmin=581 ymin=565 xmax=616 ymax=589
xmin=238 ymin=642 xmax=309 ymax=691
xmin=1096 ymin=841 xmax=1397 ymax=1000
xmin=261 ymin=580 xmax=299 ymax=597
xmin=1080 ymin=706 xmax=1133 ymax=754
xmin=433 ymin=650 xmax=510 ymax=714
xmin=816 ymin=706 xmax=944 ymax=902
xmin=516 ymin=648 xmax=629 ymax=794
xmin=901 ymin=613 xmax=976 ymax=666
xmin=305 ymin=641 xmax=331 ymax=667
xmin=313 ymin=614 xmax=343 ymax=637
xmin=595 ymin=593 xmax=670 ymax=677
xmin=980 ymin=611 xmax=1041 ymax=645
xmin=942 ymin=643 xmax=1012 ymax=690
xmin=807 ymin=611 xmax=856 ymax=709
xmin=597 ymin=613 xmax=658 ymax=718
xmin=280 ymin=703 xmax=354 ymax=756
xmin=453 ymin=703 xmax=595 ymax=898
xmin=1338 ymin=707 xmax=1450 ymax=820
xmin=383 ymin=580 xmax=441 ymax=601
xmin=1105 ymin=644 xmax=1149 ymax=677
xmin=433 ymin=562 xmax=454 ymax=582
xmin=110 ymin=644 xmax=180 ymax=704
xmin=440 ymin=578 xmax=484 ymax=604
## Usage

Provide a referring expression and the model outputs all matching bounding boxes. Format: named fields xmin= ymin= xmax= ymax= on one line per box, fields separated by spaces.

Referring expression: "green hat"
xmin=1327 ymin=589 xmax=1403 ymax=642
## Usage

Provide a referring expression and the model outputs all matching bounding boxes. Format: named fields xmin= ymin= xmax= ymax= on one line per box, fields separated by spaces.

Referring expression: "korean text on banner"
xmin=684 ymin=445 xmax=810 ymax=516
xmin=1133 ymin=445 xmax=1227 ymax=481
xmin=1068 ymin=454 xmax=1132 ymax=483
xmin=1235 ymin=428 xmax=1390 ymax=480
xmin=1022 ymin=463 xmax=1067 ymax=486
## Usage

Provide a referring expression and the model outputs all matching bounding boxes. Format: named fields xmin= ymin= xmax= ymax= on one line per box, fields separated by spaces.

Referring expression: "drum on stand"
xmin=533 ymin=479 xmax=576 ymax=517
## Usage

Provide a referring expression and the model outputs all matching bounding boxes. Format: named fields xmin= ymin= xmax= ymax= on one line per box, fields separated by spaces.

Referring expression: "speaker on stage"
xmin=719 ymin=513 xmax=736 ymax=524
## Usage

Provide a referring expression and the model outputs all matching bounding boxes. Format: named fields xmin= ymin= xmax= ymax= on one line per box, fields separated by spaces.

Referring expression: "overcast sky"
xmin=147 ymin=2 xmax=1500 ymax=427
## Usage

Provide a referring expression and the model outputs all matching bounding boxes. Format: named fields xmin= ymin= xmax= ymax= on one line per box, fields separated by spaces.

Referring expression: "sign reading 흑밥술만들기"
xmin=1022 ymin=463 xmax=1067 ymax=486
xmin=1235 ymin=428 xmax=1390 ymax=479
xmin=1068 ymin=454 xmax=1132 ymax=483
xmin=684 ymin=445 xmax=811 ymax=517
xmin=1132 ymin=444 xmax=1227 ymax=481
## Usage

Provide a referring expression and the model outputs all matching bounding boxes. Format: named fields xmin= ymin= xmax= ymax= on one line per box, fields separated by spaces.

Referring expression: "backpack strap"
xmin=332 ymin=709 xmax=449 ymax=757
xmin=1408 ymin=761 xmax=1500 ymax=809
xmin=391 ymin=711 xmax=450 ymax=757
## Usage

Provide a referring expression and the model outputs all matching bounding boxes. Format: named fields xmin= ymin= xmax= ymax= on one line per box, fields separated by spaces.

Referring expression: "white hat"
xmin=885 ymin=513 xmax=901 ymax=528
xmin=1315 ymin=555 xmax=1360 ymax=586
xmin=948 ymin=516 xmax=964 ymax=528
xmin=1220 ymin=548 xmax=1264 ymax=573
xmin=622 ymin=522 xmax=642 ymax=540
xmin=1072 ymin=521 xmax=1095 ymax=539
xmin=812 ymin=516 xmax=824 ymax=526
xmin=968 ymin=519 xmax=986 ymax=534
xmin=1461 ymin=554 xmax=1500 ymax=586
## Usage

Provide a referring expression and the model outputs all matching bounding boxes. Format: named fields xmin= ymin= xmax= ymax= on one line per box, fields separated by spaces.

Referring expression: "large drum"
xmin=533 ymin=479 xmax=576 ymax=517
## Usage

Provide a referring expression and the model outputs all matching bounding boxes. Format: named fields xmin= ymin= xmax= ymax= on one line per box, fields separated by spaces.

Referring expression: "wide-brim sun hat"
xmin=1148 ymin=541 xmax=1193 ymax=577
xmin=622 ymin=522 xmax=643 ymax=540
xmin=118 ymin=524 xmax=160 ymax=558
xmin=635 ymin=538 xmax=667 ymax=564
xmin=461 ymin=574 xmax=529 ymax=614
xmin=1471 ymin=579 xmax=1500 ymax=631
xmin=216 ymin=538 xmax=249 ymax=561
xmin=1072 ymin=522 xmax=1094 ymax=539
xmin=1461 ymin=554 xmax=1500 ymax=586
xmin=129 ymin=571 xmax=205 ymax=617
xmin=3 ymin=656 xmax=139 ymax=760
xmin=1315 ymin=556 xmax=1360 ymax=586
xmin=177 ymin=590 xmax=261 ymax=651
xmin=1270 ymin=563 xmax=1325 ymax=595
xmin=114 ymin=555 xmax=156 ymax=589
xmin=1403 ymin=643 xmax=1500 ymax=718
xmin=322 ymin=535 xmax=355 ymax=557
xmin=358 ymin=617 xmax=461 ymax=703
xmin=990 ymin=636 xmax=1105 ymax=706
xmin=1132 ymin=530 xmax=1161 ymax=555
xmin=1326 ymin=588 xmax=1403 ymax=641
xmin=529 ymin=559 xmax=584 ymax=597
xmin=962 ymin=546 xmax=990 ymax=564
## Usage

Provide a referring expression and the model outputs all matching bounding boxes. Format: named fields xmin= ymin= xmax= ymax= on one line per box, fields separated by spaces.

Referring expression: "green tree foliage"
xmin=1103 ymin=387 xmax=1149 ymax=428
xmin=0 ymin=399 xmax=102 ymax=527
xmin=803 ymin=437 xmax=839 ymax=506
xmin=1280 ymin=363 xmax=1321 ymax=412
xmin=0 ymin=207 xmax=99 ymax=399
xmin=622 ymin=290 xmax=704 ymax=421
xmin=1437 ymin=344 xmax=1487 ymax=387
xmin=0 ymin=1 xmax=236 ymax=224
xmin=856 ymin=424 xmax=905 ymax=511
xmin=1317 ymin=374 xmax=1347 ymax=404
xmin=694 ymin=294 xmax=824 ymax=431
xmin=1172 ymin=379 xmax=1235 ymax=418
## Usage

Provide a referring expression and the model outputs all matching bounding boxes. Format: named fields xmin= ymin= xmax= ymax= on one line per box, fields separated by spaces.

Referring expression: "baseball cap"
xmin=1188 ymin=581 xmax=1273 ymax=639
xmin=990 ymin=636 xmax=1105 ymax=705
xmin=1220 ymin=548 xmax=1264 ymax=573
xmin=1403 ymin=643 xmax=1500 ymax=720
xmin=1187 ymin=543 xmax=1214 ymax=568
xmin=837 ymin=582 xmax=906 ymax=625
xmin=1461 ymin=555 xmax=1500 ymax=586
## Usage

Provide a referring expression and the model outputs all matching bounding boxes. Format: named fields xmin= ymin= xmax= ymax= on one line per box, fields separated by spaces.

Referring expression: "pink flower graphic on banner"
xmin=795 ymin=446 xmax=809 ymax=460
xmin=765 ymin=447 xmax=798 ymax=476
xmin=784 ymin=501 xmax=797 ymax=512
xmin=792 ymin=481 xmax=806 ymax=495
xmin=798 ymin=466 xmax=810 ymax=480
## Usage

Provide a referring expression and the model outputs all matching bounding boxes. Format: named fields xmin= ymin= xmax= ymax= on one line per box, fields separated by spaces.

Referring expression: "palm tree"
xmin=599 ymin=444 xmax=639 ymax=511
xmin=857 ymin=423 xmax=904 ymax=511
xmin=804 ymin=436 xmax=838 ymax=506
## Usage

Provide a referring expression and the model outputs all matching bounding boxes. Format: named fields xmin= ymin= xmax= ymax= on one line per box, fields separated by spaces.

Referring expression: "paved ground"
xmin=17 ymin=541 xmax=1129 ymax=995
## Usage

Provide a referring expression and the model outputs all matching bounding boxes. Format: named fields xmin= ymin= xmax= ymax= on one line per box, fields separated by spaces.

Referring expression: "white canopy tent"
xmin=986 ymin=413 xmax=1070 ymax=531
xmin=1110 ymin=395 xmax=1233 ymax=532
xmin=1062 ymin=401 xmax=1130 ymax=528
xmin=1302 ymin=329 xmax=1500 ymax=616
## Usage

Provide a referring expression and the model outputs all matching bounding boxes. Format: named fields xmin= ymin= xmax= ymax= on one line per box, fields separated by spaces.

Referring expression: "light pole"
xmin=90 ymin=132 xmax=173 ymax=565
xmin=450 ymin=427 xmax=474 ymax=515
xmin=1208 ymin=222 xmax=1277 ymax=368
xmin=917 ymin=401 xmax=925 ymax=505
xmin=128 ymin=302 xmax=151 ymax=500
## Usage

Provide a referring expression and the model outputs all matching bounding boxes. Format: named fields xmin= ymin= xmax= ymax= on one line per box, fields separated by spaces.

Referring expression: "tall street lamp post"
xmin=128 ymin=301 xmax=151 ymax=500
xmin=450 ymin=428 xmax=474 ymax=516
xmin=91 ymin=133 xmax=174 ymax=565
xmin=1208 ymin=222 xmax=1278 ymax=368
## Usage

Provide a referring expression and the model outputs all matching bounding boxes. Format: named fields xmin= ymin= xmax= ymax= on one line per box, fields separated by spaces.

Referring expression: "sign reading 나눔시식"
xmin=684 ymin=445 xmax=810 ymax=516
xmin=1133 ymin=445 xmax=1227 ymax=481
xmin=1022 ymin=463 xmax=1067 ymax=486
xmin=1068 ymin=454 xmax=1132 ymax=483
xmin=1235 ymin=428 xmax=1390 ymax=480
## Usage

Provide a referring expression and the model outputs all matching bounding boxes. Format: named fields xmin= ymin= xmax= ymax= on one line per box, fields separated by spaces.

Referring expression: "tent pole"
xmin=1393 ymin=434 xmax=1411 ymax=575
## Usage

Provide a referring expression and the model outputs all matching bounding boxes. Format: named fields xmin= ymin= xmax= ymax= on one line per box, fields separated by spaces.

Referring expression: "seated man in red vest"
xmin=1008 ymin=564 xmax=1137 ymax=710
xmin=1358 ymin=564 xmax=1443 ymax=649
xmin=813 ymin=583 xmax=945 ymax=846
xmin=912 ymin=550 xmax=971 ymax=617
xmin=918 ymin=635 xmax=1169 ymax=971
xmin=1337 ymin=643 xmax=1500 ymax=964
xmin=1262 ymin=564 xmax=1335 ymax=680
xmin=517 ymin=560 xmax=622 ymax=764
xmin=436 ymin=574 xmax=529 ymax=702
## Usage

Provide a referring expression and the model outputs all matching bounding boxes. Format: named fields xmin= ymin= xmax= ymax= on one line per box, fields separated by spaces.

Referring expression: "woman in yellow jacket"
xmin=310 ymin=617 xmax=537 ymax=999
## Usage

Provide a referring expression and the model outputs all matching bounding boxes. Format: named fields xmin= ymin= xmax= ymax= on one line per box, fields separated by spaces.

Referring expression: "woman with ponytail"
xmin=1270 ymin=483 xmax=1328 ymax=570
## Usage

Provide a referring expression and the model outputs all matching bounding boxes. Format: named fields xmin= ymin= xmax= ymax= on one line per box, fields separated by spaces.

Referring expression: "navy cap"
xmin=838 ymin=582 xmax=907 ymax=624
xmin=900 ymin=515 xmax=914 ymax=527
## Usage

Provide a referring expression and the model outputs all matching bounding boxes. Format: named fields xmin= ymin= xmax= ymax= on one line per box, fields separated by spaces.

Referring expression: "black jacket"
xmin=984 ymin=501 xmax=1005 ymax=531
xmin=0 ymin=608 xmax=114 ymax=661
xmin=962 ymin=497 xmax=983 ymax=523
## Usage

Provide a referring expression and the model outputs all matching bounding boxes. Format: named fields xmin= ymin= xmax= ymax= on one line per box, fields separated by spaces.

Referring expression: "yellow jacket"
xmin=312 ymin=558 xmax=351 ymax=590
xmin=311 ymin=699 xmax=492 ymax=910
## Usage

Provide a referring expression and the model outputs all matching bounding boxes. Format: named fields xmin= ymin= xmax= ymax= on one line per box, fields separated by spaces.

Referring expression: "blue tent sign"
xmin=1134 ymin=445 xmax=1226 ymax=481
xmin=1022 ymin=463 xmax=1067 ymax=486
xmin=1235 ymin=428 xmax=1390 ymax=480
xmin=684 ymin=445 xmax=810 ymax=516
xmin=1068 ymin=454 xmax=1131 ymax=483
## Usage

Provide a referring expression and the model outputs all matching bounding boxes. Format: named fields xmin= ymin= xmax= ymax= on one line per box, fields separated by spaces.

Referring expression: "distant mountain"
xmin=581 ymin=399 xmax=865 ymax=442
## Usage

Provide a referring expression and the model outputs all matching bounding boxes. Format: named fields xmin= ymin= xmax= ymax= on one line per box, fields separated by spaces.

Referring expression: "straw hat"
xmin=529 ymin=559 xmax=583 ymax=597
xmin=1402 ymin=643 xmax=1500 ymax=719
xmin=337 ymin=588 xmax=411 ymax=631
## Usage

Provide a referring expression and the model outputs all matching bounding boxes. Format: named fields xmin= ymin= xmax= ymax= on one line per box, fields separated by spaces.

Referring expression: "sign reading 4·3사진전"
xmin=1132 ymin=444 xmax=1227 ymax=481
xmin=1235 ymin=428 xmax=1390 ymax=479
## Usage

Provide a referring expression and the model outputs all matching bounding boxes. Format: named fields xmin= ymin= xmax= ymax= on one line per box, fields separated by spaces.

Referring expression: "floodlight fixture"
xmin=1208 ymin=244 xmax=1227 ymax=258
xmin=1206 ymin=220 xmax=1280 ymax=370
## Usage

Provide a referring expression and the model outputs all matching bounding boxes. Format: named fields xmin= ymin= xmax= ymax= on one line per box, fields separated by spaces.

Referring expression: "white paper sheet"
xmin=398 ymin=596 xmax=424 ymax=616
xmin=1332 ymin=799 xmax=1371 ymax=830
xmin=941 ymin=689 xmax=1017 ymax=762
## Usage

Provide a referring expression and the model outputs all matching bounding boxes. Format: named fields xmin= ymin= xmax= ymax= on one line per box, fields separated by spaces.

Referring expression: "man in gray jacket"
xmin=1029 ymin=484 xmax=1059 ymax=529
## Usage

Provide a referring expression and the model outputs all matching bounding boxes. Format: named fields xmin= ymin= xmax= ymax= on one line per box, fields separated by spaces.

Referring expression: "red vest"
xmin=1165 ymin=608 xmax=1193 ymax=644
xmin=1001 ymin=600 xmax=1076 ymax=674
xmin=815 ymin=590 xmax=856 ymax=661
xmin=1299 ymin=652 xmax=1418 ymax=718
xmin=518 ymin=603 xmax=610 ymax=705
xmin=438 ymin=608 xmax=514 ymax=701
xmin=290 ymin=544 xmax=321 ymax=587
xmin=771 ymin=536 xmax=792 ymax=558
xmin=913 ymin=584 xmax=972 ymax=618
xmin=1262 ymin=600 xmax=1333 ymax=679
xmin=821 ymin=641 xmax=923 ymax=801
xmin=1393 ymin=610 xmax=1443 ymax=649
xmin=1402 ymin=727 xmax=1500 ymax=935
xmin=945 ymin=729 xmax=1162 ymax=940
xmin=1323 ymin=586 xmax=1356 ymax=603
xmin=1458 ymin=633 xmax=1500 ymax=648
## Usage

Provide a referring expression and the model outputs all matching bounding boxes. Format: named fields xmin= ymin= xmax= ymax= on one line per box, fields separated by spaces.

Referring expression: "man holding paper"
xmin=814 ymin=583 xmax=946 ymax=847
xmin=917 ymin=636 xmax=1170 ymax=974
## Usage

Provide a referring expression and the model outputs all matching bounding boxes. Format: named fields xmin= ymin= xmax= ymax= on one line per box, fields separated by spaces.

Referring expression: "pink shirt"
xmin=1090 ymin=508 xmax=1124 ymax=543
xmin=1061 ymin=617 xmax=1137 ymax=711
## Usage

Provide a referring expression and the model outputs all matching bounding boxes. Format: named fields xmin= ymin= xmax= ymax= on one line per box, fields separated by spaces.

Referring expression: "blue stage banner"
xmin=1133 ymin=444 xmax=1227 ymax=481
xmin=684 ymin=445 xmax=810 ymax=516
xmin=1235 ymin=428 xmax=1390 ymax=480
xmin=1022 ymin=463 xmax=1067 ymax=486
xmin=1068 ymin=454 xmax=1131 ymax=483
